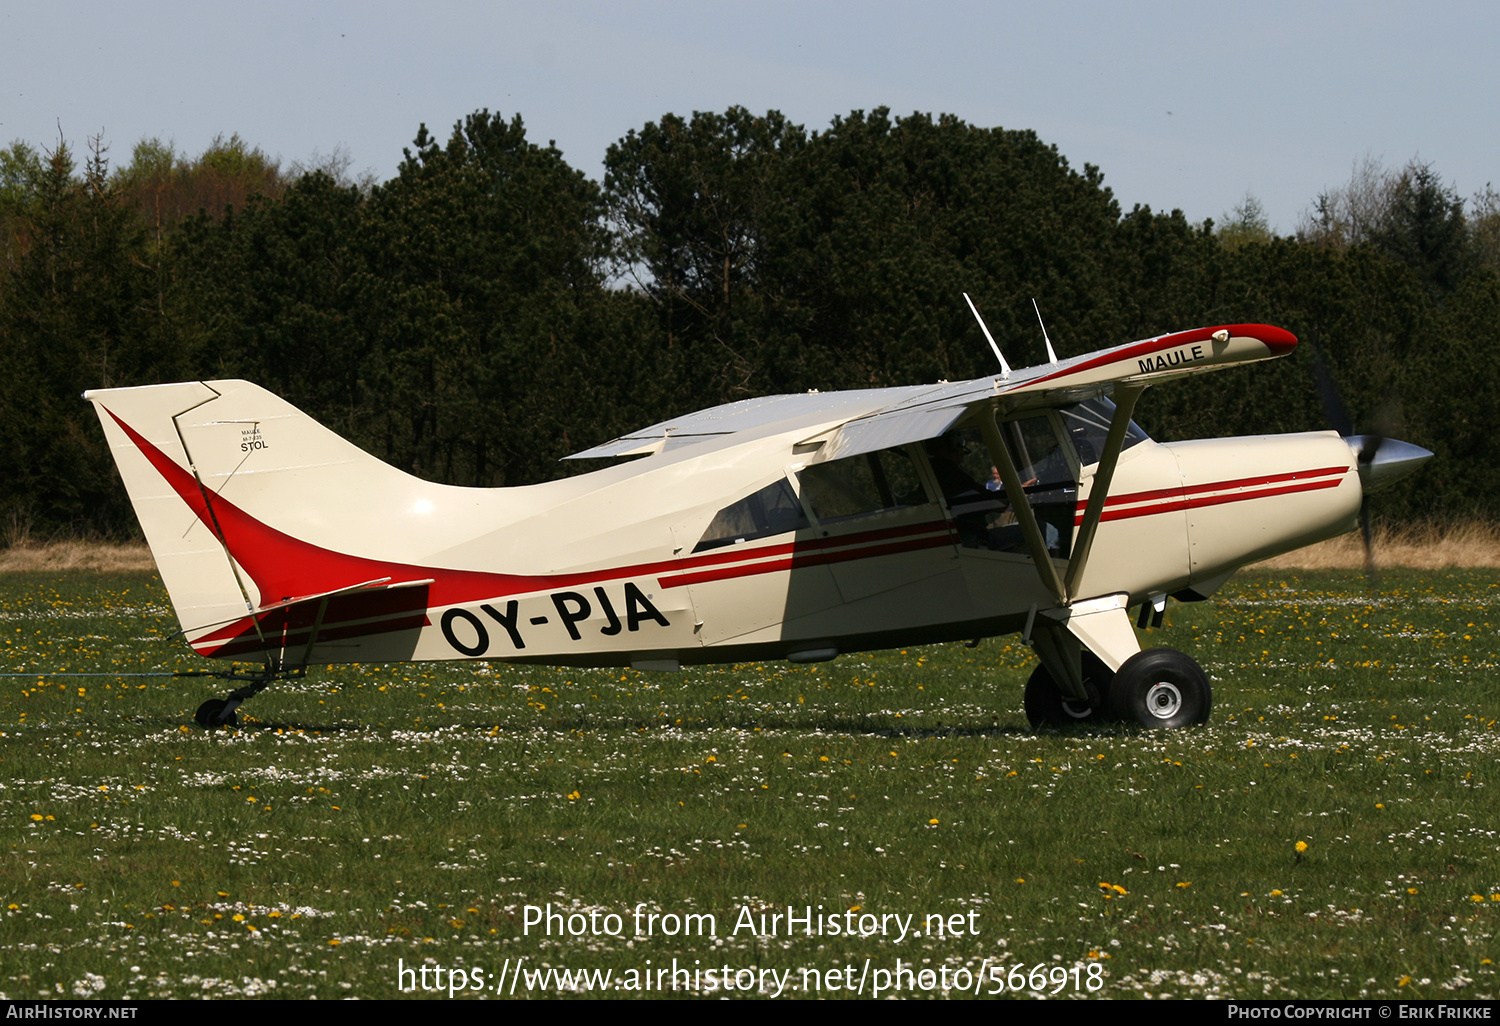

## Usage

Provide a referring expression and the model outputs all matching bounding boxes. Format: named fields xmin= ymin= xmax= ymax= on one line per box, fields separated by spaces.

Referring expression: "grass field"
xmin=0 ymin=566 xmax=1496 ymax=999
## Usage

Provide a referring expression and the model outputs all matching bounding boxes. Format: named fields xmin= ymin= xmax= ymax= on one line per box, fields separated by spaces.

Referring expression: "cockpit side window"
xmin=926 ymin=414 xmax=1079 ymax=557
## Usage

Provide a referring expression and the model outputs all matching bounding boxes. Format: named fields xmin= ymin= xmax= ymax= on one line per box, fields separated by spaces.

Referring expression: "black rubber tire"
xmin=1109 ymin=648 xmax=1211 ymax=728
xmin=1024 ymin=653 xmax=1115 ymax=728
xmin=194 ymin=699 xmax=237 ymax=729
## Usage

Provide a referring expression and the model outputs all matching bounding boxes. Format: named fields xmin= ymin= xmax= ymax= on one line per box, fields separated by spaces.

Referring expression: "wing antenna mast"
xmin=963 ymin=293 xmax=1010 ymax=379
xmin=1032 ymin=298 xmax=1060 ymax=363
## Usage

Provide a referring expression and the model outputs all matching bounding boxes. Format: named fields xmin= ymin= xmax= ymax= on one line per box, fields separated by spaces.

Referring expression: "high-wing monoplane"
xmin=85 ymin=320 xmax=1431 ymax=729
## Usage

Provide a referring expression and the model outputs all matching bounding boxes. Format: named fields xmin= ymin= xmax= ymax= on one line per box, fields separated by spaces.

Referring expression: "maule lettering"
xmin=1137 ymin=344 xmax=1205 ymax=374
xmin=239 ymin=426 xmax=270 ymax=452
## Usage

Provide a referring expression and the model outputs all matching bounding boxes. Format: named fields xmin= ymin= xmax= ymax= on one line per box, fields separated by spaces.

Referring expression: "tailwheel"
xmin=1110 ymin=648 xmax=1211 ymax=728
xmin=185 ymin=665 xmax=290 ymax=729
xmin=1024 ymin=653 xmax=1115 ymax=728
xmin=194 ymin=698 xmax=238 ymax=729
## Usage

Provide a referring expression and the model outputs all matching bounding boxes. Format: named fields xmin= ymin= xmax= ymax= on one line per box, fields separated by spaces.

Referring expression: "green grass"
xmin=0 ymin=568 xmax=1496 ymax=999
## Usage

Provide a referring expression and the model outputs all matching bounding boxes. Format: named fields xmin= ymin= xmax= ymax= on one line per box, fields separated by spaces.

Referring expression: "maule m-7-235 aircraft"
xmin=84 ymin=316 xmax=1431 ymax=730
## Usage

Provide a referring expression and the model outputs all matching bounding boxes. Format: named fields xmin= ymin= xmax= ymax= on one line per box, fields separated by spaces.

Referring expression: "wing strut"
xmin=1062 ymin=384 xmax=1144 ymax=600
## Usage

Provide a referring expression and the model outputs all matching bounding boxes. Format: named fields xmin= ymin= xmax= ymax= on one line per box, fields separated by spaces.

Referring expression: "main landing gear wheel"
xmin=194 ymin=698 xmax=238 ymax=729
xmin=1110 ymin=648 xmax=1211 ymax=728
xmin=1024 ymin=653 xmax=1115 ymax=728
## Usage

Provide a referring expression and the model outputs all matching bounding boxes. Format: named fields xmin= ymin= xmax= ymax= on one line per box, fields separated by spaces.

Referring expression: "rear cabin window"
xmin=693 ymin=479 xmax=810 ymax=552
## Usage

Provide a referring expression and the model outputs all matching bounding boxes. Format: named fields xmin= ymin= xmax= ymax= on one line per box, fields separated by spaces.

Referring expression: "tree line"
xmin=2 ymin=108 xmax=1496 ymax=541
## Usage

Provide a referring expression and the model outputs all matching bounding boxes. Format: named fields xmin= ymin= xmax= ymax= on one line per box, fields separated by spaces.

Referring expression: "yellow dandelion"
xmin=1295 ymin=841 xmax=1308 ymax=853
xmin=1176 ymin=881 xmax=1191 ymax=888
xmin=928 ymin=818 xmax=939 ymax=825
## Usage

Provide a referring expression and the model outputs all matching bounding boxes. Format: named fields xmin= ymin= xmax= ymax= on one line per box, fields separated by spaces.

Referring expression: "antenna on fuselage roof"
xmin=963 ymin=293 xmax=1010 ymax=379
xmin=1032 ymin=298 xmax=1060 ymax=364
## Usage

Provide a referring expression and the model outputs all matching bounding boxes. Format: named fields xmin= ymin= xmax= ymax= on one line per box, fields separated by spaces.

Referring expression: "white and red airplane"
xmin=85 ymin=320 xmax=1430 ymax=729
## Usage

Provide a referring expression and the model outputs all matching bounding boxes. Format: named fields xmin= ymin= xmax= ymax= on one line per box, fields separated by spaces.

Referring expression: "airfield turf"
xmin=0 ymin=568 xmax=1496 ymax=999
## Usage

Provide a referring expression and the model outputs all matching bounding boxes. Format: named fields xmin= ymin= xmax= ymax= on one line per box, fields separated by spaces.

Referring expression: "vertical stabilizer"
xmin=84 ymin=381 xmax=252 ymax=635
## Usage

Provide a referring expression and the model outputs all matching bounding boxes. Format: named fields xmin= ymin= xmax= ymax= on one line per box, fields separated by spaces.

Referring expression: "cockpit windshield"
xmin=1059 ymin=398 xmax=1150 ymax=468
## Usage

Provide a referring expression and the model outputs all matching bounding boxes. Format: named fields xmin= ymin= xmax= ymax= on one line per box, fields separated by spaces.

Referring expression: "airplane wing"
xmin=815 ymin=323 xmax=1295 ymax=462
xmin=568 ymin=323 xmax=1296 ymax=463
xmin=564 ymin=385 xmax=941 ymax=459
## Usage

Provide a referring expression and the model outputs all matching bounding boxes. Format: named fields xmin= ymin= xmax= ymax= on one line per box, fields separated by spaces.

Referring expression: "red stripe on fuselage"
xmin=659 ymin=527 xmax=953 ymax=588
xmin=1071 ymin=465 xmax=1351 ymax=526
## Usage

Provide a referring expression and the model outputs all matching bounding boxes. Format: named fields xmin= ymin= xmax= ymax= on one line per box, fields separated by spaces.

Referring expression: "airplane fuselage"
xmin=89 ymin=380 xmax=1359 ymax=671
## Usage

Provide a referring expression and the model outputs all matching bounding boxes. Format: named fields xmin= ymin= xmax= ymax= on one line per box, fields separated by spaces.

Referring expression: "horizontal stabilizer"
xmin=186 ymin=577 xmax=436 ymax=663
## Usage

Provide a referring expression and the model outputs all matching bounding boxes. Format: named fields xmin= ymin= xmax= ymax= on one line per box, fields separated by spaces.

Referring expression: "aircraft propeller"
xmin=1304 ymin=330 xmax=1432 ymax=578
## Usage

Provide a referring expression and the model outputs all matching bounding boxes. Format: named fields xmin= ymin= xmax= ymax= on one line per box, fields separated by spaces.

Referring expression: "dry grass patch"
xmin=1256 ymin=521 xmax=1500 ymax=569
xmin=0 ymin=540 xmax=155 ymax=573
xmin=4 ymin=523 xmax=1499 ymax=575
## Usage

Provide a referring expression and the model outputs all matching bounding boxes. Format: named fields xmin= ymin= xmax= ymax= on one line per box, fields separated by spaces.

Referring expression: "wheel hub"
xmin=1060 ymin=698 xmax=1094 ymax=720
xmin=1061 ymin=679 xmax=1104 ymax=720
xmin=1144 ymin=681 xmax=1183 ymax=719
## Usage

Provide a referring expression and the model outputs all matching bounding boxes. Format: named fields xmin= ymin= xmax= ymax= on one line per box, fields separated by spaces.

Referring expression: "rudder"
xmin=85 ymin=381 xmax=252 ymax=637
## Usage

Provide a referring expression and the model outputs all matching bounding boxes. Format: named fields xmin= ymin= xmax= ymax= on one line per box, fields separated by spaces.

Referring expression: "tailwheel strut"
xmin=187 ymin=666 xmax=303 ymax=729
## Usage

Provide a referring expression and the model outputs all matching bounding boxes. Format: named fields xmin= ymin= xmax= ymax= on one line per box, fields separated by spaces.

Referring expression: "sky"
xmin=4 ymin=1 xmax=1497 ymax=235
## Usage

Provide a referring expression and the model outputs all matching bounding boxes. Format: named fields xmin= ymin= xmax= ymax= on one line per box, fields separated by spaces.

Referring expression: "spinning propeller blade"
xmin=1305 ymin=329 xmax=1432 ymax=580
